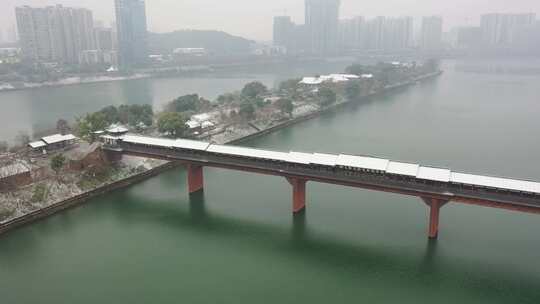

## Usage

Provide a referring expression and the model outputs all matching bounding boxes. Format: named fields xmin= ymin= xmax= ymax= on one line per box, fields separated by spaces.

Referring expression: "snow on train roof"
xmin=117 ymin=135 xmax=540 ymax=194
xmin=207 ymin=144 xmax=288 ymax=161
xmin=386 ymin=161 xmax=420 ymax=177
xmin=310 ymin=153 xmax=338 ymax=166
xmin=286 ymin=152 xmax=313 ymax=164
xmin=285 ymin=152 xmax=338 ymax=166
xmin=336 ymin=154 xmax=389 ymax=171
xmin=417 ymin=166 xmax=451 ymax=182
xmin=122 ymin=135 xmax=210 ymax=151
xmin=451 ymin=172 xmax=540 ymax=194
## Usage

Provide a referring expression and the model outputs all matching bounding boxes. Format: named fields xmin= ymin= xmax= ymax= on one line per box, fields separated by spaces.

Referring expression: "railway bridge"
xmin=102 ymin=135 xmax=540 ymax=239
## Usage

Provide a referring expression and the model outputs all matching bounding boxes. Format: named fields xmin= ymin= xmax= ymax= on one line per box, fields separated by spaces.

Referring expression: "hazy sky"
xmin=1 ymin=0 xmax=539 ymax=41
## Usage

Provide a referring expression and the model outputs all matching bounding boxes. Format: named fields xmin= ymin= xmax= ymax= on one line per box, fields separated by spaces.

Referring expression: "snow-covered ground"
xmin=209 ymin=125 xmax=259 ymax=144
xmin=293 ymin=103 xmax=320 ymax=118
xmin=0 ymin=155 xmax=166 ymax=224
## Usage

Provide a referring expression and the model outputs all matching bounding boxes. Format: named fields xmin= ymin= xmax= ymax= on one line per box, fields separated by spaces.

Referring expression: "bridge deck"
xmin=101 ymin=134 xmax=540 ymax=213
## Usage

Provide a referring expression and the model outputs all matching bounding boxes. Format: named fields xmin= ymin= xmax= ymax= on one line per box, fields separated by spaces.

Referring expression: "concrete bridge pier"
xmin=187 ymin=164 xmax=204 ymax=194
xmin=287 ymin=178 xmax=307 ymax=214
xmin=422 ymin=197 xmax=449 ymax=239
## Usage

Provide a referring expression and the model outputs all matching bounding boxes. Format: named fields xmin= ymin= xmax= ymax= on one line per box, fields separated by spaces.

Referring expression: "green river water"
xmin=1 ymin=59 xmax=540 ymax=303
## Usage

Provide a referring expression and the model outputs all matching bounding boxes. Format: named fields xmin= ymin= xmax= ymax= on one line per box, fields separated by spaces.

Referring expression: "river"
xmin=0 ymin=61 xmax=351 ymax=142
xmin=1 ymin=58 xmax=540 ymax=303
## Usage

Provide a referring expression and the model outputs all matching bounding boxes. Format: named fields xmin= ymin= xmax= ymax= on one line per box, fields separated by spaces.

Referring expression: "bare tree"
xmin=15 ymin=132 xmax=30 ymax=147
xmin=0 ymin=141 xmax=8 ymax=153
xmin=56 ymin=119 xmax=70 ymax=135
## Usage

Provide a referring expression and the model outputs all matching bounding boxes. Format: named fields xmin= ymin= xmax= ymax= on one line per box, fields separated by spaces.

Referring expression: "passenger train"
xmin=101 ymin=135 xmax=540 ymax=198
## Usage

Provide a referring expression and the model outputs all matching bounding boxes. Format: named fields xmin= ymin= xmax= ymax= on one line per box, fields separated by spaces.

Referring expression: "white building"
xmin=187 ymin=112 xmax=217 ymax=132
xmin=173 ymin=48 xmax=207 ymax=56
xmin=300 ymin=74 xmax=360 ymax=85
xmin=28 ymin=133 xmax=78 ymax=154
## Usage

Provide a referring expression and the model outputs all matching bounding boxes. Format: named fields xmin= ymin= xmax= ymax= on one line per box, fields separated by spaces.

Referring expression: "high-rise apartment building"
xmin=16 ymin=6 xmax=45 ymax=61
xmin=456 ymin=27 xmax=483 ymax=49
xmin=273 ymin=16 xmax=295 ymax=52
xmin=480 ymin=13 xmax=536 ymax=46
xmin=305 ymin=0 xmax=340 ymax=55
xmin=15 ymin=5 xmax=96 ymax=63
xmin=364 ymin=17 xmax=386 ymax=50
xmin=339 ymin=16 xmax=412 ymax=52
xmin=339 ymin=17 xmax=365 ymax=50
xmin=381 ymin=17 xmax=413 ymax=50
xmin=115 ymin=0 xmax=148 ymax=68
xmin=95 ymin=27 xmax=115 ymax=51
xmin=421 ymin=16 xmax=443 ymax=50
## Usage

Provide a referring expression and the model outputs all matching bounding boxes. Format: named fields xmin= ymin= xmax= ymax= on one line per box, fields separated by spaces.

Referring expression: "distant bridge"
xmin=102 ymin=135 xmax=540 ymax=239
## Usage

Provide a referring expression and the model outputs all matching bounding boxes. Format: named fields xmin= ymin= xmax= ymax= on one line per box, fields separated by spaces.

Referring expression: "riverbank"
xmin=0 ymin=73 xmax=151 ymax=93
xmin=227 ymin=71 xmax=442 ymax=145
xmin=0 ymin=70 xmax=442 ymax=236
xmin=0 ymin=57 xmax=326 ymax=93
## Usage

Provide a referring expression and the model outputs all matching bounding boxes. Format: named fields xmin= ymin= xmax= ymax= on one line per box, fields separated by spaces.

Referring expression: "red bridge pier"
xmin=422 ymin=197 xmax=449 ymax=239
xmin=287 ymin=178 xmax=307 ymax=214
xmin=187 ymin=164 xmax=204 ymax=194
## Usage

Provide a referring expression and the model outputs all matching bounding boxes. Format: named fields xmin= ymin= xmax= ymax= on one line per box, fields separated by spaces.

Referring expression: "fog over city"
xmin=1 ymin=0 xmax=540 ymax=39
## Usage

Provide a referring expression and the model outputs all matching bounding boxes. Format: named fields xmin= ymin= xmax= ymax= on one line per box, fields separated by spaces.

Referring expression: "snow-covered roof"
xmin=300 ymin=74 xmax=361 ymax=85
xmin=107 ymin=124 xmax=129 ymax=134
xmin=386 ymin=161 xmax=420 ymax=177
xmin=29 ymin=141 xmax=47 ymax=149
xmin=336 ymin=154 xmax=389 ymax=171
xmin=201 ymin=121 xmax=215 ymax=128
xmin=451 ymin=172 xmax=540 ymax=194
xmin=310 ymin=153 xmax=338 ymax=167
xmin=103 ymin=134 xmax=540 ymax=194
xmin=339 ymin=74 xmax=361 ymax=79
xmin=300 ymin=77 xmax=324 ymax=85
xmin=320 ymin=74 xmax=349 ymax=83
xmin=207 ymin=144 xmax=287 ymax=161
xmin=186 ymin=120 xmax=201 ymax=129
xmin=41 ymin=134 xmax=78 ymax=145
xmin=121 ymin=135 xmax=210 ymax=151
xmin=285 ymin=152 xmax=312 ymax=165
xmin=191 ymin=113 xmax=212 ymax=123
xmin=0 ymin=161 xmax=30 ymax=179
xmin=417 ymin=166 xmax=451 ymax=183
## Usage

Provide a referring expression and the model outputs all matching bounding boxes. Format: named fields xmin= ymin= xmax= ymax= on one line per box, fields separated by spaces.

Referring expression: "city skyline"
xmin=1 ymin=0 xmax=540 ymax=41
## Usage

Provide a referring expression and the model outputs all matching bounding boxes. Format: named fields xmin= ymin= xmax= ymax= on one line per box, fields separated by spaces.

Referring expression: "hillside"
xmin=148 ymin=30 xmax=254 ymax=55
